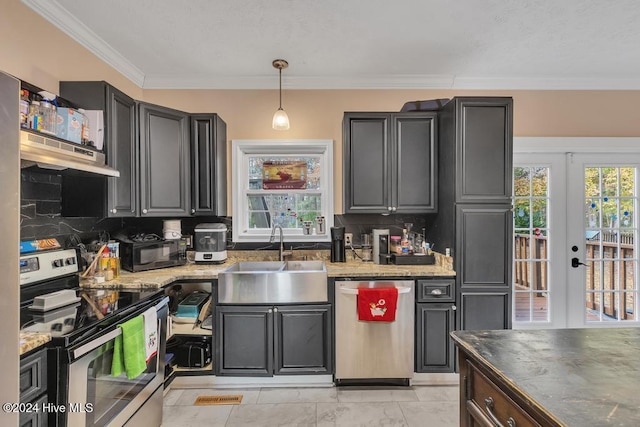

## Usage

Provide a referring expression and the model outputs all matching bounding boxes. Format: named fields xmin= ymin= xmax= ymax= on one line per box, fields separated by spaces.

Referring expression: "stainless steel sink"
xmin=222 ymin=261 xmax=286 ymax=272
xmin=282 ymin=260 xmax=326 ymax=271
xmin=217 ymin=260 xmax=328 ymax=304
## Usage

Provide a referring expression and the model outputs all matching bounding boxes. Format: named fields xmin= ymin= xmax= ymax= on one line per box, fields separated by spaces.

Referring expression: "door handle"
xmin=571 ymin=257 xmax=586 ymax=268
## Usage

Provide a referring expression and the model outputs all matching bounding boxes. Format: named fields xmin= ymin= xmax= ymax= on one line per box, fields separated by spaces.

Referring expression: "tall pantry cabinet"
xmin=431 ymin=97 xmax=514 ymax=331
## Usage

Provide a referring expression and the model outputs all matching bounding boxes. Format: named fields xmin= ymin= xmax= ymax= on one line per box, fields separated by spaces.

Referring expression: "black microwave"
xmin=119 ymin=238 xmax=188 ymax=272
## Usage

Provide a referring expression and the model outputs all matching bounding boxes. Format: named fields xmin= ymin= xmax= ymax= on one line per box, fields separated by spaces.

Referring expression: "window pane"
xmin=532 ymin=167 xmax=548 ymax=196
xmin=514 ymin=167 xmax=531 ymax=196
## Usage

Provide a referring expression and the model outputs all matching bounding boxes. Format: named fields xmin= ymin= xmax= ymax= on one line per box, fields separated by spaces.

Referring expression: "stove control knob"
xmin=65 ymin=257 xmax=76 ymax=265
xmin=53 ymin=259 xmax=63 ymax=268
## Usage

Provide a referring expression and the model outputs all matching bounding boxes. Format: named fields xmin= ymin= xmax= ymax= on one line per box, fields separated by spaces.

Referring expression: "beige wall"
xmin=4 ymin=0 xmax=640 ymax=213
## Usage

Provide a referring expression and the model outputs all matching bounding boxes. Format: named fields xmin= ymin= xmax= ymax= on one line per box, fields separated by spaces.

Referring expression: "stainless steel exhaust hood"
xmin=19 ymin=130 xmax=120 ymax=177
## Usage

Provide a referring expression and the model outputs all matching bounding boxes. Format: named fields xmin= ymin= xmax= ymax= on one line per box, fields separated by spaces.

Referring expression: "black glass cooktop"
xmin=20 ymin=286 xmax=163 ymax=347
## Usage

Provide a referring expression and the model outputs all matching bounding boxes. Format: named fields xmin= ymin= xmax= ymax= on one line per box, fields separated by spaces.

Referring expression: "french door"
xmin=567 ymin=154 xmax=640 ymax=328
xmin=514 ymin=148 xmax=640 ymax=329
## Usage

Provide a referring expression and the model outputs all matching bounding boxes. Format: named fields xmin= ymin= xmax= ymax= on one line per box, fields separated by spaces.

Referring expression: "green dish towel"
xmin=111 ymin=315 xmax=147 ymax=379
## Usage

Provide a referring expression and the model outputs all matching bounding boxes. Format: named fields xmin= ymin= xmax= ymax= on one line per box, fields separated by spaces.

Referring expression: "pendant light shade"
xmin=272 ymin=59 xmax=290 ymax=130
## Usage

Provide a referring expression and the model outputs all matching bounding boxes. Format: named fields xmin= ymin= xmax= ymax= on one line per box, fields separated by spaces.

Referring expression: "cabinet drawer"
xmin=467 ymin=360 xmax=540 ymax=427
xmin=417 ymin=279 xmax=454 ymax=302
xmin=20 ymin=349 xmax=47 ymax=404
xmin=19 ymin=393 xmax=47 ymax=427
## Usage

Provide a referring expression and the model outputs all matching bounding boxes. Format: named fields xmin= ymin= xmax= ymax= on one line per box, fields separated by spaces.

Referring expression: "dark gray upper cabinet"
xmin=343 ymin=112 xmax=437 ymax=214
xmin=60 ymin=81 xmax=137 ymax=217
xmin=138 ymin=102 xmax=190 ymax=216
xmin=455 ymin=98 xmax=513 ymax=203
xmin=190 ymin=114 xmax=227 ymax=216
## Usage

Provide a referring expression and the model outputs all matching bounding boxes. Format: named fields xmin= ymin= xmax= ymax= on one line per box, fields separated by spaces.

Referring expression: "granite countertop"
xmin=451 ymin=328 xmax=640 ymax=426
xmin=81 ymin=249 xmax=455 ymax=289
xmin=22 ymin=250 xmax=453 ymax=354
xmin=20 ymin=332 xmax=51 ymax=356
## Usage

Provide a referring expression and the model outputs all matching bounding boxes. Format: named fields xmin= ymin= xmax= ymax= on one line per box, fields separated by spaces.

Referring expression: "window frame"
xmin=231 ymin=139 xmax=334 ymax=243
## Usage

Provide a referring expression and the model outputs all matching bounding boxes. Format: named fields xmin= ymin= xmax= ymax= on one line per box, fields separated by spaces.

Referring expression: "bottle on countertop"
xmin=401 ymin=229 xmax=410 ymax=254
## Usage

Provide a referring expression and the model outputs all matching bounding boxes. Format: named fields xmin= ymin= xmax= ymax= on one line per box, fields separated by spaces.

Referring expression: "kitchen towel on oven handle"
xmin=142 ymin=307 xmax=158 ymax=363
xmin=357 ymin=287 xmax=399 ymax=322
xmin=111 ymin=314 xmax=146 ymax=379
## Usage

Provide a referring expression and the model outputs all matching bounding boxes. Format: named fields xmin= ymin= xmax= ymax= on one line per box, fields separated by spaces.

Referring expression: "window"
xmin=232 ymin=140 xmax=334 ymax=243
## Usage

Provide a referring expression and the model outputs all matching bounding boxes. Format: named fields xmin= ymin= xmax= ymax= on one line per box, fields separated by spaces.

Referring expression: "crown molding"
xmin=453 ymin=76 xmax=640 ymax=91
xmin=21 ymin=0 xmax=145 ymax=87
xmin=141 ymin=74 xmax=456 ymax=89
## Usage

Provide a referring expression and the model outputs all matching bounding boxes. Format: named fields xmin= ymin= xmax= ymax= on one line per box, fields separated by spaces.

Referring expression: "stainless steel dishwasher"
xmin=335 ymin=279 xmax=414 ymax=385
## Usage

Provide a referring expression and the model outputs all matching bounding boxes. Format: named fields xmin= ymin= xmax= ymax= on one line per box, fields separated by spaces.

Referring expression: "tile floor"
xmin=162 ymin=385 xmax=460 ymax=426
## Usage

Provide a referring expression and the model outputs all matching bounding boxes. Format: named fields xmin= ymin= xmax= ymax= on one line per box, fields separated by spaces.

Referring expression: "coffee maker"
xmin=194 ymin=223 xmax=227 ymax=263
xmin=330 ymin=227 xmax=346 ymax=263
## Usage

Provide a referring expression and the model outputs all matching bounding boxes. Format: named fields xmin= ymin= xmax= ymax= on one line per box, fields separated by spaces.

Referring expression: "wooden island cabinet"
xmin=452 ymin=328 xmax=640 ymax=427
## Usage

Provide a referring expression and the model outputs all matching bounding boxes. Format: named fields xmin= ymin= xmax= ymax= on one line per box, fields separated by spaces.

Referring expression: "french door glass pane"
xmin=583 ymin=166 xmax=638 ymax=322
xmin=513 ymin=166 xmax=550 ymax=323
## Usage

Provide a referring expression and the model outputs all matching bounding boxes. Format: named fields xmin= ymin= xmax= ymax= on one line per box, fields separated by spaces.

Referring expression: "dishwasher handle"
xmin=339 ymin=286 xmax=412 ymax=295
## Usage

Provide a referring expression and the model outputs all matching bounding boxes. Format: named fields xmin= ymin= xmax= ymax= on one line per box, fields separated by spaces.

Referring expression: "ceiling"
xmin=22 ymin=0 xmax=640 ymax=90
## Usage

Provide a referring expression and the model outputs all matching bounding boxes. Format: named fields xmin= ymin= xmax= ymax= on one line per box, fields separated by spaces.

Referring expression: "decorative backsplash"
xmin=20 ymin=168 xmax=436 ymax=251
xmin=20 ymin=168 xmax=121 ymax=243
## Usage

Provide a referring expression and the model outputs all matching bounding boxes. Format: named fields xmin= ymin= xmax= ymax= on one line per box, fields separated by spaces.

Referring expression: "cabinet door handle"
xmin=273 ymin=307 xmax=278 ymax=313
xmin=392 ymin=206 xmax=397 ymax=211
xmin=268 ymin=308 xmax=273 ymax=313
xmin=507 ymin=417 xmax=517 ymax=427
xmin=142 ymin=209 xmax=148 ymax=214
xmin=484 ymin=397 xmax=505 ymax=427
xmin=191 ymin=209 xmax=196 ymax=214
xmin=111 ymin=208 xmax=117 ymax=214
xmin=430 ymin=289 xmax=443 ymax=295
xmin=388 ymin=206 xmax=393 ymax=212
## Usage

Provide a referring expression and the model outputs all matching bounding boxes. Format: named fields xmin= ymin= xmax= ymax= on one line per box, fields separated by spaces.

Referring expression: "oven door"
xmin=67 ymin=297 xmax=168 ymax=427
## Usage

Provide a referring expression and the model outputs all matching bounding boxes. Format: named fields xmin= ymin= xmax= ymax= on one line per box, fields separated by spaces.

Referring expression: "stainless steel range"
xmin=20 ymin=248 xmax=169 ymax=427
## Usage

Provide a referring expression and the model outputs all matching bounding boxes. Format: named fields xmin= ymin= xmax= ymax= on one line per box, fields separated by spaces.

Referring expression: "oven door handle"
xmin=72 ymin=296 xmax=169 ymax=360
xmin=72 ymin=328 xmax=121 ymax=359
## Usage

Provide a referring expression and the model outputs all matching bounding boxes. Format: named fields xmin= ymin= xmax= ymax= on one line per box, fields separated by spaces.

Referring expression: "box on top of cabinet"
xmin=56 ymin=107 xmax=82 ymax=144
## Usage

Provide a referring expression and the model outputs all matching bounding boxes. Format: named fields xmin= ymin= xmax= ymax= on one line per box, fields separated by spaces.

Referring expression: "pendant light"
xmin=272 ymin=59 xmax=290 ymax=130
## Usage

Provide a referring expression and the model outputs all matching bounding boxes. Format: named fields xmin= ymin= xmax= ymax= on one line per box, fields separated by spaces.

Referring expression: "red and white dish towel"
xmin=142 ymin=307 xmax=158 ymax=363
xmin=357 ymin=287 xmax=398 ymax=322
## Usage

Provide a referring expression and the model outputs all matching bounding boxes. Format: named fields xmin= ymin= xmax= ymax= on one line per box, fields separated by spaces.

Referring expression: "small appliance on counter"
xmin=330 ymin=227 xmax=346 ymax=262
xmin=194 ymin=223 xmax=227 ymax=263
xmin=361 ymin=233 xmax=373 ymax=262
xmin=372 ymin=229 xmax=390 ymax=265
xmin=117 ymin=233 xmax=187 ymax=272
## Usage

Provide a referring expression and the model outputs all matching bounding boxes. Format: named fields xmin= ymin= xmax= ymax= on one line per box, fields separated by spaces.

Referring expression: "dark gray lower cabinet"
xmin=20 ymin=348 xmax=47 ymax=427
xmin=216 ymin=304 xmax=332 ymax=376
xmin=415 ymin=304 xmax=456 ymax=373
